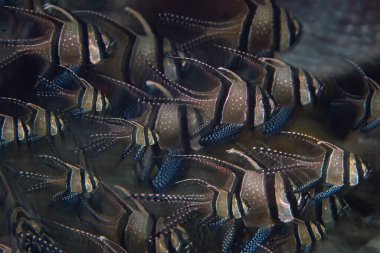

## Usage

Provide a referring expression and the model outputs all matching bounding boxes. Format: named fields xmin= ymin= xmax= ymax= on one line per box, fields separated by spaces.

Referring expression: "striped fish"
xmin=173 ymin=46 xmax=324 ymax=110
xmin=0 ymin=4 xmax=157 ymax=87
xmin=4 ymin=154 xmax=97 ymax=201
xmin=7 ymin=207 xmax=65 ymax=253
xmin=100 ymin=57 xmax=277 ymax=151
xmin=0 ymin=63 xmax=115 ymax=144
xmin=128 ymin=179 xmax=216 ymax=252
xmin=34 ymin=65 xmax=112 ymax=115
xmin=245 ymin=0 xmax=301 ymax=53
xmin=0 ymin=155 xmax=154 ymax=252
xmin=73 ymin=114 xmax=159 ymax=181
xmin=0 ymin=97 xmax=51 ymax=143
xmin=0 ymin=167 xmax=64 ymax=253
xmin=327 ymin=61 xmax=380 ymax=133
xmin=32 ymin=0 xmax=300 ymax=56
xmin=152 ymin=131 xmax=370 ymax=252
xmin=189 ymin=46 xmax=326 ymax=133
xmin=259 ymin=57 xmax=323 ymax=107
xmin=158 ymin=0 xmax=301 ymax=58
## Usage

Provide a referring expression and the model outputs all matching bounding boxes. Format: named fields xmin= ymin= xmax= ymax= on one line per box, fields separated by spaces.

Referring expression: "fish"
xmin=325 ymin=61 xmax=380 ymax=134
xmin=0 ymin=1 xmax=377 ymax=253
xmin=125 ymin=131 xmax=370 ymax=252
xmin=0 ymin=154 xmax=154 ymax=252
xmin=158 ymin=0 xmax=301 ymax=58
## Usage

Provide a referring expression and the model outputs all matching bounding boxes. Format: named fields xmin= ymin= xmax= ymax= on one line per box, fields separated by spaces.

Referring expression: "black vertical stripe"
xmin=82 ymin=149 xmax=98 ymax=189
xmin=290 ymin=66 xmax=301 ymax=106
xmin=315 ymin=196 xmax=323 ymax=224
xmin=166 ymin=235 xmax=177 ymax=252
xmin=13 ymin=117 xmax=18 ymax=141
xmin=239 ymin=0 xmax=257 ymax=51
xmin=179 ymin=106 xmax=191 ymax=152
xmin=271 ymin=1 xmax=282 ymax=52
xmin=80 ymin=167 xmax=86 ymax=192
xmin=260 ymin=87 xmax=273 ymax=122
xmin=320 ymin=149 xmax=332 ymax=183
xmin=305 ymin=222 xmax=317 ymax=242
xmin=304 ymin=71 xmax=317 ymax=104
xmin=246 ymin=81 xmax=256 ymax=128
xmin=265 ymin=174 xmax=279 ymax=220
xmin=315 ymin=150 xmax=332 ymax=222
xmin=329 ymin=196 xmax=339 ymax=220
xmin=66 ymin=170 xmax=73 ymax=191
xmin=286 ymin=11 xmax=297 ymax=45
xmin=56 ymin=114 xmax=64 ymax=133
xmin=293 ymin=223 xmax=302 ymax=250
xmin=282 ymin=174 xmax=299 ymax=217
xmin=0 ymin=116 xmax=4 ymax=140
xmin=143 ymin=126 xmax=151 ymax=146
xmin=21 ymin=120 xmax=29 ymax=139
xmin=211 ymin=190 xmax=219 ymax=217
xmin=101 ymin=93 xmax=107 ymax=111
xmin=263 ymin=64 xmax=275 ymax=95
xmin=343 ymin=151 xmax=350 ymax=186
xmin=92 ymin=89 xmax=98 ymax=112
xmin=51 ymin=20 xmax=61 ymax=66
xmin=148 ymin=104 xmax=160 ymax=130
xmin=235 ymin=194 xmax=246 ymax=219
xmin=226 ymin=192 xmax=233 ymax=218
xmin=80 ymin=21 xmax=91 ymax=65
xmin=213 ymin=78 xmax=232 ymax=127
xmin=316 ymin=224 xmax=325 ymax=240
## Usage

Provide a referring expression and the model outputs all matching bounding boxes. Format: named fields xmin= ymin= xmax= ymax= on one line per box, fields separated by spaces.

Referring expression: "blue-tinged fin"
xmin=121 ymin=143 xmax=134 ymax=159
xmin=315 ymin=185 xmax=344 ymax=202
xmin=295 ymin=178 xmax=321 ymax=194
xmin=53 ymin=65 xmax=81 ymax=90
xmin=361 ymin=118 xmax=380 ymax=133
xmin=221 ymin=219 xmax=236 ymax=253
xmin=70 ymin=108 xmax=88 ymax=117
xmin=134 ymin=145 xmax=147 ymax=161
xmin=152 ymin=149 xmax=183 ymax=192
xmin=0 ymin=139 xmax=10 ymax=148
xmin=51 ymin=191 xmax=81 ymax=203
xmin=199 ymin=124 xmax=243 ymax=146
xmin=304 ymin=243 xmax=315 ymax=253
xmin=26 ymin=135 xmax=43 ymax=144
xmin=262 ymin=106 xmax=294 ymax=135
xmin=241 ymin=226 xmax=273 ymax=253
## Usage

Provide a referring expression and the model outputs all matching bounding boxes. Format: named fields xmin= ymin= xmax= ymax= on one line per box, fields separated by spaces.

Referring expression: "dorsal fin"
xmin=213 ymin=45 xmax=266 ymax=79
xmin=123 ymin=7 xmax=153 ymax=36
xmin=146 ymin=61 xmax=211 ymax=99
xmin=166 ymin=56 xmax=230 ymax=88
xmin=172 ymin=154 xmax=246 ymax=175
xmin=98 ymin=74 xmax=207 ymax=108
xmin=43 ymin=4 xmax=77 ymax=22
